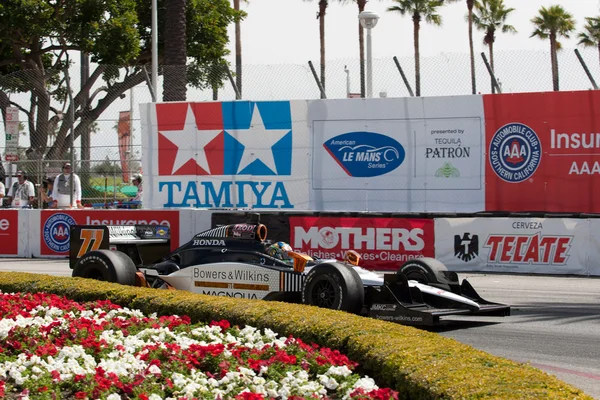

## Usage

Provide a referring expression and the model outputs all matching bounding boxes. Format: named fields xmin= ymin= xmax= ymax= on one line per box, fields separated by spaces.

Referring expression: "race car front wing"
xmin=366 ymin=273 xmax=511 ymax=326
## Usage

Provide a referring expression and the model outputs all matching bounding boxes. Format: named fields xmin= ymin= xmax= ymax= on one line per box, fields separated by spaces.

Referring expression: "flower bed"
xmin=0 ymin=291 xmax=398 ymax=400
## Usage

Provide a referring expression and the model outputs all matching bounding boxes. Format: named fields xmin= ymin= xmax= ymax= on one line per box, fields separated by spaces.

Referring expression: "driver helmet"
xmin=267 ymin=241 xmax=293 ymax=262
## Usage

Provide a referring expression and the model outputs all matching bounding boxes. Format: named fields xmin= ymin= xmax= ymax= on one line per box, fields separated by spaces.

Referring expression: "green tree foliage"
xmin=0 ymin=0 xmax=239 ymax=161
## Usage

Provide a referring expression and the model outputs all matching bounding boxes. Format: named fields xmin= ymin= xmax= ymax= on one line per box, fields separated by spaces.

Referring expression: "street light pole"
xmin=366 ymin=27 xmax=373 ymax=98
xmin=358 ymin=11 xmax=380 ymax=99
xmin=151 ymin=0 xmax=158 ymax=102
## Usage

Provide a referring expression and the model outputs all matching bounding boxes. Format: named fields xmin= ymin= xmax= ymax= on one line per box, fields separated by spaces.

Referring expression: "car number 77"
xmin=77 ymin=228 xmax=105 ymax=258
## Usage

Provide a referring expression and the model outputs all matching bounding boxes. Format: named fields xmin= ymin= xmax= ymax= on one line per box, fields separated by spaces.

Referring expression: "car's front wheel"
xmin=72 ymin=250 xmax=137 ymax=286
xmin=301 ymin=263 xmax=364 ymax=314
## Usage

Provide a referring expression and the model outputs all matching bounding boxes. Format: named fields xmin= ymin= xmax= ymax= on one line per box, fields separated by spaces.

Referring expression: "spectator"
xmin=52 ymin=162 xmax=83 ymax=209
xmin=131 ymin=173 xmax=143 ymax=204
xmin=7 ymin=171 xmax=35 ymax=208
xmin=40 ymin=177 xmax=55 ymax=209
xmin=0 ymin=176 xmax=5 ymax=206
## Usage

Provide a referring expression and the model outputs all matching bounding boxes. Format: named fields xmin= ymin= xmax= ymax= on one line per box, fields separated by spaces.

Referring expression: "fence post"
xmin=481 ymin=52 xmax=502 ymax=94
xmin=308 ymin=61 xmax=327 ymax=99
xmin=574 ymin=49 xmax=599 ymax=90
xmin=393 ymin=56 xmax=414 ymax=97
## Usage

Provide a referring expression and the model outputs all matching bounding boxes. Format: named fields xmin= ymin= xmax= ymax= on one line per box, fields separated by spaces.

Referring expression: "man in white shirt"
xmin=7 ymin=171 xmax=35 ymax=208
xmin=52 ymin=162 xmax=83 ymax=208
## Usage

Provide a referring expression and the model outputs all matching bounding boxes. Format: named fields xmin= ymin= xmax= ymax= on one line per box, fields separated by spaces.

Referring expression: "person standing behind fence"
xmin=52 ymin=162 xmax=83 ymax=209
xmin=131 ymin=173 xmax=143 ymax=205
xmin=7 ymin=171 xmax=35 ymax=208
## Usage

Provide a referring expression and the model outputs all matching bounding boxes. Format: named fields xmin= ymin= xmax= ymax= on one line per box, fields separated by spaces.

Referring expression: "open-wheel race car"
xmin=68 ymin=219 xmax=510 ymax=326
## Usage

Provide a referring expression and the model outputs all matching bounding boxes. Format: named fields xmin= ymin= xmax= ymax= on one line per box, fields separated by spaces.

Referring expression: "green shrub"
xmin=0 ymin=272 xmax=592 ymax=400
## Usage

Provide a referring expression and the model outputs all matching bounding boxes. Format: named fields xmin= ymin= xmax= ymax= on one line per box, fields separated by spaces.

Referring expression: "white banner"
xmin=434 ymin=217 xmax=594 ymax=275
xmin=308 ymin=96 xmax=485 ymax=212
xmin=141 ymin=101 xmax=311 ymax=210
xmin=5 ymin=106 xmax=19 ymax=162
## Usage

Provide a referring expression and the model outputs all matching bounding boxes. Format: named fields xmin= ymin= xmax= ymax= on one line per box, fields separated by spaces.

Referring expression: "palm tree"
xmin=577 ymin=16 xmax=600 ymax=69
xmin=466 ymin=0 xmax=476 ymax=95
xmin=233 ymin=0 xmax=248 ymax=99
xmin=340 ymin=0 xmax=367 ymax=97
xmin=163 ymin=0 xmax=188 ymax=101
xmin=387 ymin=0 xmax=446 ymax=97
xmin=530 ymin=5 xmax=576 ymax=92
xmin=472 ymin=0 xmax=516 ymax=93
xmin=305 ymin=0 xmax=329 ymax=97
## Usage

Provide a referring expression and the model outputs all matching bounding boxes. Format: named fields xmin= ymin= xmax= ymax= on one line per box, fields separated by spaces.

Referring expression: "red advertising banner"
xmin=484 ymin=90 xmax=600 ymax=212
xmin=40 ymin=210 xmax=180 ymax=256
xmin=0 ymin=210 xmax=18 ymax=255
xmin=289 ymin=216 xmax=434 ymax=271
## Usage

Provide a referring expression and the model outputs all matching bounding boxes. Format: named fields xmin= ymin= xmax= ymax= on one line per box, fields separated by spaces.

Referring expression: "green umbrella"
xmin=120 ymin=185 xmax=139 ymax=197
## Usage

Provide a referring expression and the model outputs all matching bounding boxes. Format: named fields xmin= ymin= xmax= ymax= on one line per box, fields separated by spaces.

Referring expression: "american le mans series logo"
xmin=156 ymin=101 xmax=293 ymax=208
xmin=489 ymin=122 xmax=541 ymax=183
xmin=44 ymin=213 xmax=76 ymax=253
xmin=454 ymin=233 xmax=479 ymax=262
xmin=323 ymin=132 xmax=405 ymax=177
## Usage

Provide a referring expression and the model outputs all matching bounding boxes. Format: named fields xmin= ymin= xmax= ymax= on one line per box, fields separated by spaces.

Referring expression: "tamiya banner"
xmin=434 ymin=217 xmax=597 ymax=275
xmin=290 ymin=215 xmax=435 ymax=271
xmin=40 ymin=210 xmax=180 ymax=256
xmin=140 ymin=100 xmax=310 ymax=210
xmin=0 ymin=210 xmax=18 ymax=255
xmin=484 ymin=90 xmax=600 ymax=212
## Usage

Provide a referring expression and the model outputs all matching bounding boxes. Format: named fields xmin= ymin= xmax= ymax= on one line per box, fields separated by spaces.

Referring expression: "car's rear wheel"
xmin=301 ymin=263 xmax=364 ymax=314
xmin=72 ymin=250 xmax=137 ymax=286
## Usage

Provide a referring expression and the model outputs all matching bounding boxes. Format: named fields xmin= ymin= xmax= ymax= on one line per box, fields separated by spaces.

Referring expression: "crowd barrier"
xmin=2 ymin=209 xmax=599 ymax=276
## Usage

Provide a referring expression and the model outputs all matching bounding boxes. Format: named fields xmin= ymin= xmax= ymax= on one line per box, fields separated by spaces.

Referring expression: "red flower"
xmin=38 ymin=386 xmax=48 ymax=392
xmin=209 ymin=319 xmax=230 ymax=332
xmin=51 ymin=370 xmax=61 ymax=382
xmin=235 ymin=392 xmax=265 ymax=400
xmin=139 ymin=394 xmax=149 ymax=400
xmin=75 ymin=391 xmax=88 ymax=399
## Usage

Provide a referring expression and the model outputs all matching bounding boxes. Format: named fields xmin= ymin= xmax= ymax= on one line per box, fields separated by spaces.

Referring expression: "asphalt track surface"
xmin=0 ymin=259 xmax=599 ymax=399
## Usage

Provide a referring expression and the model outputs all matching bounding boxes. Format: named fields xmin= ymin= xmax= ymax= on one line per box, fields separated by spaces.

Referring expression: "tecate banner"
xmin=0 ymin=210 xmax=18 ymax=255
xmin=484 ymin=90 xmax=600 ymax=212
xmin=40 ymin=210 xmax=180 ymax=256
xmin=141 ymin=101 xmax=310 ymax=210
xmin=308 ymin=96 xmax=485 ymax=212
xmin=289 ymin=216 xmax=435 ymax=271
xmin=434 ymin=217 xmax=593 ymax=275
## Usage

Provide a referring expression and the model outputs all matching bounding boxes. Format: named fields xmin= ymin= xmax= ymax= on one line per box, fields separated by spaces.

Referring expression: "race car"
xmin=68 ymin=220 xmax=510 ymax=326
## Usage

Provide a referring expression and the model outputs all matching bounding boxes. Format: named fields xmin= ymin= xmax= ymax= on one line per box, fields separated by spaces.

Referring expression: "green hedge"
xmin=0 ymin=272 xmax=593 ymax=400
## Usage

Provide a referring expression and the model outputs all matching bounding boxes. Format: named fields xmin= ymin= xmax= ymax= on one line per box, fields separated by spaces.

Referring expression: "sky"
xmin=225 ymin=0 xmax=600 ymax=65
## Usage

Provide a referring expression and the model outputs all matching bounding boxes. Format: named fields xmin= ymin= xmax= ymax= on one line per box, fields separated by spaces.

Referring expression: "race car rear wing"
xmin=69 ymin=225 xmax=171 ymax=269
xmin=367 ymin=273 xmax=511 ymax=326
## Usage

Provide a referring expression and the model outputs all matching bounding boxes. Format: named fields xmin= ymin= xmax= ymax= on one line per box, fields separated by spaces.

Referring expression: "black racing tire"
xmin=301 ymin=263 xmax=364 ymax=315
xmin=72 ymin=250 xmax=137 ymax=286
xmin=397 ymin=258 xmax=438 ymax=284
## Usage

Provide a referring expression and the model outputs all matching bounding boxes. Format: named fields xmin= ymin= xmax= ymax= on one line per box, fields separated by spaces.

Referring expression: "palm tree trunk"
xmin=234 ymin=0 xmax=242 ymax=99
xmin=413 ymin=14 xmax=421 ymax=97
xmin=550 ymin=33 xmax=559 ymax=91
xmin=597 ymin=43 xmax=600 ymax=71
xmin=467 ymin=0 xmax=476 ymax=94
xmin=489 ymin=40 xmax=495 ymax=93
xmin=358 ymin=0 xmax=366 ymax=98
xmin=319 ymin=0 xmax=327 ymax=98
xmin=163 ymin=0 xmax=187 ymax=102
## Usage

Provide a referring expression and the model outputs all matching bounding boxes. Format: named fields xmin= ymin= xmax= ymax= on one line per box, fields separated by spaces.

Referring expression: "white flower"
xmin=148 ymin=364 xmax=162 ymax=375
xmin=107 ymin=394 xmax=122 ymax=400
